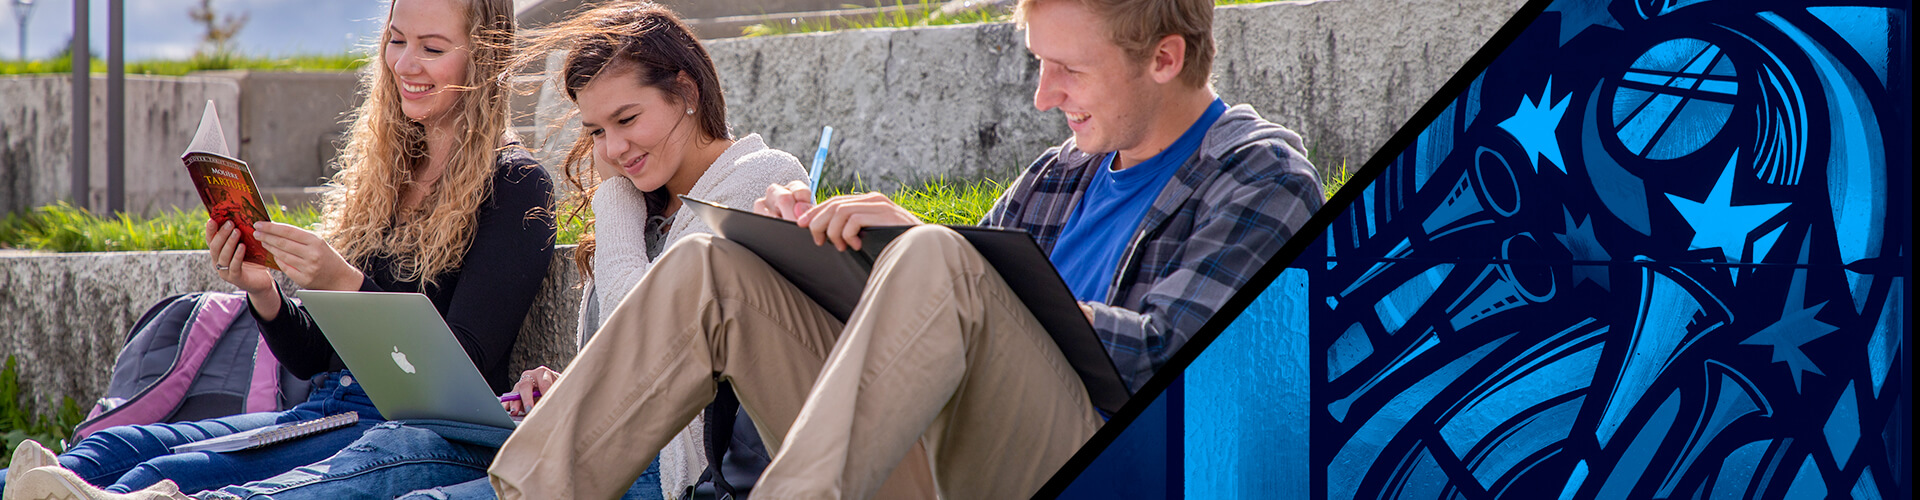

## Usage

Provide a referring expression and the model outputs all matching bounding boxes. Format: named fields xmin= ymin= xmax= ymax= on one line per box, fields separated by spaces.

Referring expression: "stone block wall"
xmin=220 ymin=71 xmax=362 ymax=191
xmin=2 ymin=0 xmax=1527 ymax=416
xmin=681 ymin=0 xmax=1527 ymax=191
xmin=0 ymin=75 xmax=241 ymax=216
xmin=0 ymin=248 xmax=582 ymax=418
xmin=7 ymin=0 xmax=1522 ymax=213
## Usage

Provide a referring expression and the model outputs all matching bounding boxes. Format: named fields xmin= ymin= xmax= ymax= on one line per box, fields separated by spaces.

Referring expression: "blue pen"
xmin=808 ymin=125 xmax=834 ymax=201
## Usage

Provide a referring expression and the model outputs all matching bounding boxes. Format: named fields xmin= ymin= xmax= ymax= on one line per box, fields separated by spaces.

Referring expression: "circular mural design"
xmin=1611 ymin=38 xmax=1739 ymax=160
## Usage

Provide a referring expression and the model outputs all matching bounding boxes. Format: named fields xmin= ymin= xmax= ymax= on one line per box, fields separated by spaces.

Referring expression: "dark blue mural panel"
xmin=1283 ymin=1 xmax=1912 ymax=499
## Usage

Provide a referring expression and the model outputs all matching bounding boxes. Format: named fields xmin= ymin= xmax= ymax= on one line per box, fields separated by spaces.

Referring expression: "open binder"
xmin=681 ymin=196 xmax=1131 ymax=413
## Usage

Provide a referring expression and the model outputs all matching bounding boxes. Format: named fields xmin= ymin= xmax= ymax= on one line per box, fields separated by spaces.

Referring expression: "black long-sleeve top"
xmin=254 ymin=148 xmax=554 ymax=394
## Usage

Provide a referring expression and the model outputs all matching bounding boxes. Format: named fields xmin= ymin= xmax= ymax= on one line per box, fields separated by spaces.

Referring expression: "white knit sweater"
xmin=575 ymin=134 xmax=805 ymax=499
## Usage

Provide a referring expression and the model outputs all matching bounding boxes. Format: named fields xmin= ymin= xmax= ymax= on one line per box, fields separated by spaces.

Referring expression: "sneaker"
xmin=7 ymin=440 xmax=59 ymax=487
xmin=3 ymin=467 xmax=190 ymax=500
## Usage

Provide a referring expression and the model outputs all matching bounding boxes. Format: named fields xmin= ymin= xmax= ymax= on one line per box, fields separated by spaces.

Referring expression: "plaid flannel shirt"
xmin=980 ymin=104 xmax=1322 ymax=392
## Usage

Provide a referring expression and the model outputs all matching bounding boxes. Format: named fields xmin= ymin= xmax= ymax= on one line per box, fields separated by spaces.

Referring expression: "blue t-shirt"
xmin=1049 ymin=99 xmax=1227 ymax=302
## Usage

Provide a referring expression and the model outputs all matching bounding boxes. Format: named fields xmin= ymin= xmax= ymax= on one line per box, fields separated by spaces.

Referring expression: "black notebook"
xmin=171 ymin=412 xmax=360 ymax=454
xmin=681 ymin=196 xmax=1131 ymax=413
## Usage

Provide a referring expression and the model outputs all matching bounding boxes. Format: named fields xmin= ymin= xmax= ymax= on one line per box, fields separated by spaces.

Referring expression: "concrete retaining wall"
xmin=0 ymin=71 xmax=359 ymax=217
xmin=684 ymin=0 xmax=1524 ymax=190
xmin=220 ymin=71 xmax=361 ymax=191
xmin=0 ymin=248 xmax=582 ymax=417
xmin=0 ymin=76 xmax=241 ymax=216
xmin=6 ymin=0 xmax=1520 ymax=212
xmin=2 ymin=0 xmax=1524 ymax=414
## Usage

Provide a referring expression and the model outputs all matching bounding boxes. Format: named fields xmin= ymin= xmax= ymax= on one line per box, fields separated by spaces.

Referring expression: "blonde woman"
xmin=1 ymin=0 xmax=551 ymax=498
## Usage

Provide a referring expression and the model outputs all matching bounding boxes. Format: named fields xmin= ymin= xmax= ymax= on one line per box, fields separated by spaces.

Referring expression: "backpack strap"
xmin=73 ymin=292 xmax=249 ymax=440
xmin=703 ymin=382 xmax=742 ymax=499
xmin=240 ymin=294 xmax=282 ymax=413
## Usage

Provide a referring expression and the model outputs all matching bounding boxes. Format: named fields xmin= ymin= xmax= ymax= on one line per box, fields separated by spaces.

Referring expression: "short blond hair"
xmin=1016 ymin=0 xmax=1215 ymax=88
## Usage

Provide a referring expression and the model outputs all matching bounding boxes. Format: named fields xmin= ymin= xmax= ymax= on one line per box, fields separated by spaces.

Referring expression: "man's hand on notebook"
xmin=754 ymin=181 xmax=923 ymax=252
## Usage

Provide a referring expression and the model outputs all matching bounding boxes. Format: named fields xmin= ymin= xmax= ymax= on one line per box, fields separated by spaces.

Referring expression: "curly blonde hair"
xmin=322 ymin=0 xmax=518 ymax=288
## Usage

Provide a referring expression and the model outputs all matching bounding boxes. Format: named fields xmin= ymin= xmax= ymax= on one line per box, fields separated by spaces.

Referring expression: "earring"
xmin=686 ymin=108 xmax=695 ymax=115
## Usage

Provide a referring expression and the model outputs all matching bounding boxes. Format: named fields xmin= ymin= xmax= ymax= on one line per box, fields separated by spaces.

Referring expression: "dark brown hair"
xmin=513 ymin=1 xmax=729 ymax=277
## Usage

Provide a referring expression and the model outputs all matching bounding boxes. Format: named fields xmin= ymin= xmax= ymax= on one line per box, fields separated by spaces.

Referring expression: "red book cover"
xmin=183 ymin=101 xmax=278 ymax=270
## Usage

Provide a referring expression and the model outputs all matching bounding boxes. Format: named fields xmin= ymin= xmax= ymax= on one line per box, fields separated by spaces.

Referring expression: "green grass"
xmin=1 ymin=52 xmax=363 ymax=76
xmin=1322 ymin=161 xmax=1352 ymax=198
xmin=818 ymin=176 xmax=1004 ymax=225
xmin=0 ymin=202 xmax=325 ymax=252
xmin=0 ymin=201 xmax=593 ymax=252
xmin=744 ymin=0 xmax=1004 ymax=38
xmin=2 ymin=356 xmax=87 ymax=468
xmin=0 ymin=167 xmax=1342 ymax=254
xmin=743 ymin=0 xmax=1290 ymax=37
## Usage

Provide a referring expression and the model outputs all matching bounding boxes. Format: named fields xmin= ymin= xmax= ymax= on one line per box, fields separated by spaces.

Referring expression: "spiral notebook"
xmin=170 ymin=411 xmax=360 ymax=454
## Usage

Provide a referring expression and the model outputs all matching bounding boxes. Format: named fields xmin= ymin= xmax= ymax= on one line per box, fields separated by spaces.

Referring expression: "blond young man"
xmin=490 ymin=0 xmax=1322 ymax=498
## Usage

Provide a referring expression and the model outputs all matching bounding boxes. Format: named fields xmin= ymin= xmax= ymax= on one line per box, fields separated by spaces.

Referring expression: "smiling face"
xmin=1025 ymin=0 xmax=1161 ymax=159
xmin=383 ymin=0 xmax=472 ymax=126
xmin=576 ymin=65 xmax=703 ymax=193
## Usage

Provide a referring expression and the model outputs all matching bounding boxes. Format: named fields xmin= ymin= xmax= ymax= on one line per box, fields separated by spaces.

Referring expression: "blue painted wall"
xmin=1061 ymin=1 xmax=1907 ymax=498
xmin=1296 ymin=1 xmax=1910 ymax=498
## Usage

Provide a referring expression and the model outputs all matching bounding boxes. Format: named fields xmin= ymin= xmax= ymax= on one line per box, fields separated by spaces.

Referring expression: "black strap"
xmin=704 ymin=381 xmax=742 ymax=499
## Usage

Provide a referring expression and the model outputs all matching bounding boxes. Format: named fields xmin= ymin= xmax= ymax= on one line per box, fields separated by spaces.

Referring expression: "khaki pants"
xmin=490 ymin=226 xmax=1105 ymax=499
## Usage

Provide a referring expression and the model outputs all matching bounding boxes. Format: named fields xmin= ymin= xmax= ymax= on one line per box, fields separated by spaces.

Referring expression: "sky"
xmin=0 ymin=0 xmax=392 ymax=60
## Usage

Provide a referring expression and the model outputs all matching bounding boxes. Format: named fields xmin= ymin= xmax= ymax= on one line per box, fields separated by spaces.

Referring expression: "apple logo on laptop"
xmin=391 ymin=346 xmax=416 ymax=374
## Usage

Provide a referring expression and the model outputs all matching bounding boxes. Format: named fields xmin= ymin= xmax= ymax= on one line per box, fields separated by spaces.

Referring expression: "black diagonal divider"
xmin=1031 ymin=0 xmax=1557 ymax=496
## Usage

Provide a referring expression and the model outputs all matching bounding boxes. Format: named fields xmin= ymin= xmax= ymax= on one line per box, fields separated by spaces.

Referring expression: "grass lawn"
xmin=742 ymin=0 xmax=1293 ymax=37
xmin=1 ymin=53 xmax=361 ymax=76
xmin=0 ymin=179 xmax=1005 ymax=253
xmin=3 ymin=165 xmax=1347 ymax=253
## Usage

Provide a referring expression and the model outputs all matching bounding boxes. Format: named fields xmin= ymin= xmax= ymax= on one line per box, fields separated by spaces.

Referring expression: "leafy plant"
xmin=1 ymin=356 xmax=87 ymax=468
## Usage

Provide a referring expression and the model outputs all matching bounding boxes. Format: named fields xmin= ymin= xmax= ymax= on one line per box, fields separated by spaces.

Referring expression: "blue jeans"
xmin=0 ymin=371 xmax=381 ymax=495
xmin=198 ymin=419 xmax=508 ymax=499
xmin=392 ymin=458 xmax=664 ymax=500
xmin=200 ymin=421 xmax=664 ymax=500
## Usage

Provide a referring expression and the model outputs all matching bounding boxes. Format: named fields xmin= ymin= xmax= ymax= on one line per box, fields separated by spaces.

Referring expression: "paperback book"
xmin=182 ymin=100 xmax=278 ymax=270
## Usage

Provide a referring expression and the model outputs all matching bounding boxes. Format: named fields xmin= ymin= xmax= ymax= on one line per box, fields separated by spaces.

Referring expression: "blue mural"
xmin=1297 ymin=1 xmax=1911 ymax=499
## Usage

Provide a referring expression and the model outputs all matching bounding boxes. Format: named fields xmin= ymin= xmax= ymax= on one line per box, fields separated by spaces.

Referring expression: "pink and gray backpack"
xmin=72 ymin=292 xmax=311 ymax=440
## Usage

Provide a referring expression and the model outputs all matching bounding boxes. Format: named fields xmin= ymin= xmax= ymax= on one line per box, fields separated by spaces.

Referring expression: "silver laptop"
xmin=296 ymin=290 xmax=517 ymax=428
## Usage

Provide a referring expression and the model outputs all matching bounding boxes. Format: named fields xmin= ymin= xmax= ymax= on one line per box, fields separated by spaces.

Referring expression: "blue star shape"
xmin=1554 ymin=207 xmax=1611 ymax=290
xmin=1544 ymin=0 xmax=1624 ymax=46
xmin=1665 ymin=153 xmax=1789 ymax=263
xmin=1741 ymin=236 xmax=1837 ymax=393
xmin=1499 ymin=77 xmax=1572 ymax=174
